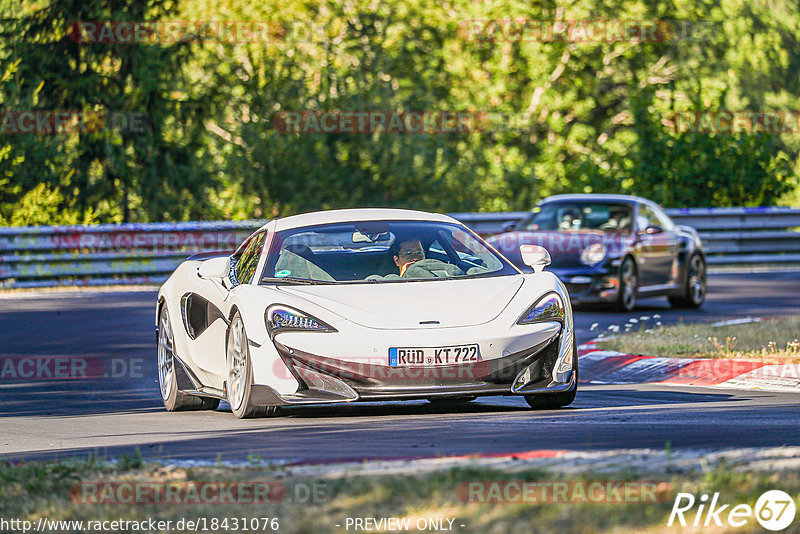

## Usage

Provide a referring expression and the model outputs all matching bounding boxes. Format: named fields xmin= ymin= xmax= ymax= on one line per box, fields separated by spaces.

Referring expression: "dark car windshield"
xmin=261 ymin=220 xmax=518 ymax=284
xmin=521 ymin=202 xmax=634 ymax=234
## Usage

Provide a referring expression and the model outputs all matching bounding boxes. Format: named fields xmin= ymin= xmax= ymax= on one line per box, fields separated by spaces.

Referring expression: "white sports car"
xmin=155 ymin=209 xmax=577 ymax=418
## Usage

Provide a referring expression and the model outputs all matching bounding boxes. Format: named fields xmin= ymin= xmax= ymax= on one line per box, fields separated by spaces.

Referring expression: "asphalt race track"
xmin=2 ymin=272 xmax=800 ymax=464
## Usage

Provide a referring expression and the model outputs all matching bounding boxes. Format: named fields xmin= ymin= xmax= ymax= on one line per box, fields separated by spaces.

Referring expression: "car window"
xmin=523 ymin=203 xmax=633 ymax=234
xmin=262 ymin=221 xmax=517 ymax=284
xmin=636 ymin=205 xmax=661 ymax=232
xmin=233 ymin=231 xmax=267 ymax=284
xmin=443 ymin=228 xmax=502 ymax=271
xmin=650 ymin=205 xmax=675 ymax=231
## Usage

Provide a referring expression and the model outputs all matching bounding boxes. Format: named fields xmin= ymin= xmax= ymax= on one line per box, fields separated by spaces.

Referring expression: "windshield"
xmin=261 ymin=221 xmax=518 ymax=284
xmin=521 ymin=202 xmax=634 ymax=234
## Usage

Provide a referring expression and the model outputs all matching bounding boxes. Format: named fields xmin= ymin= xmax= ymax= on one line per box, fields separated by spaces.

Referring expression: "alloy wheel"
xmin=227 ymin=315 xmax=248 ymax=411
xmin=621 ymin=259 xmax=637 ymax=310
xmin=157 ymin=307 xmax=174 ymax=400
xmin=688 ymin=255 xmax=706 ymax=305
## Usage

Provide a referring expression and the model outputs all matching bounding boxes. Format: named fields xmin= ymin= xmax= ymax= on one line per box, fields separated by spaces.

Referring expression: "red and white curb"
xmin=578 ymin=341 xmax=800 ymax=392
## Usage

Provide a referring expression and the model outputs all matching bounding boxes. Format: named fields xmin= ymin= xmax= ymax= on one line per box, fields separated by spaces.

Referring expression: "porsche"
xmin=156 ymin=209 xmax=577 ymax=417
xmin=487 ymin=194 xmax=706 ymax=311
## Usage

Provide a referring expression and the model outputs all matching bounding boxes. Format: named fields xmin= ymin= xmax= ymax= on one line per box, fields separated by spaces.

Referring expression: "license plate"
xmin=388 ymin=344 xmax=481 ymax=366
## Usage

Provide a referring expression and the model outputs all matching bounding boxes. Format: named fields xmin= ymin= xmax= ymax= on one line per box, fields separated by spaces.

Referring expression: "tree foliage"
xmin=1 ymin=0 xmax=214 ymax=223
xmin=1 ymin=0 xmax=799 ymax=224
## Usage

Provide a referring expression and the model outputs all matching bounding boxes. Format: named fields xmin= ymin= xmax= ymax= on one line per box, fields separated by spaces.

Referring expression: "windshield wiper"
xmin=260 ymin=277 xmax=332 ymax=285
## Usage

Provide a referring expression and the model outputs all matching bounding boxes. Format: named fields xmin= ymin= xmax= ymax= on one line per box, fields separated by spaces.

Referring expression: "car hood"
xmin=488 ymin=230 xmax=632 ymax=269
xmin=276 ymin=276 xmax=524 ymax=330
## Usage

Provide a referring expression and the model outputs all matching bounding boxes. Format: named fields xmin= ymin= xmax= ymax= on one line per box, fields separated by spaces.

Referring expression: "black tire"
xmin=616 ymin=257 xmax=638 ymax=312
xmin=525 ymin=389 xmax=576 ymax=410
xmin=669 ymin=253 xmax=706 ymax=309
xmin=524 ymin=333 xmax=578 ymax=410
xmin=226 ymin=311 xmax=279 ymax=419
xmin=157 ymin=305 xmax=220 ymax=411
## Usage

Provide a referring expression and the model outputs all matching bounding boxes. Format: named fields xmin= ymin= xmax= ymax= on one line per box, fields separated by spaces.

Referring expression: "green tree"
xmin=0 ymin=0 xmax=216 ymax=223
xmin=629 ymin=90 xmax=794 ymax=206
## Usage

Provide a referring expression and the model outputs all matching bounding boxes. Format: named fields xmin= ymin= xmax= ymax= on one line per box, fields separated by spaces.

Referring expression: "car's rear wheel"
xmin=157 ymin=305 xmax=220 ymax=411
xmin=616 ymin=257 xmax=638 ymax=312
xmin=226 ymin=311 xmax=279 ymax=419
xmin=669 ymin=253 xmax=706 ymax=309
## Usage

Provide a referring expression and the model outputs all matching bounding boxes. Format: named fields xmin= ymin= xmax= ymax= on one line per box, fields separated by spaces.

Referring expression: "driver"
xmin=559 ymin=209 xmax=581 ymax=230
xmin=392 ymin=238 xmax=425 ymax=276
xmin=603 ymin=209 xmax=632 ymax=233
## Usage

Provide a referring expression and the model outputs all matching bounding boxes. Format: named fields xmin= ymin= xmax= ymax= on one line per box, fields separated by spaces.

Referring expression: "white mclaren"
xmin=155 ymin=209 xmax=577 ymax=418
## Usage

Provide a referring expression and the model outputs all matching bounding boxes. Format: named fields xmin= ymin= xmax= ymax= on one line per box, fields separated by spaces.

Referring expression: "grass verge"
xmin=1 ymin=455 xmax=799 ymax=533
xmin=595 ymin=316 xmax=800 ymax=363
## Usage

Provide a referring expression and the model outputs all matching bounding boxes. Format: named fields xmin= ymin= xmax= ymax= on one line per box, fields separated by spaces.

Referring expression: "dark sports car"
xmin=486 ymin=194 xmax=706 ymax=311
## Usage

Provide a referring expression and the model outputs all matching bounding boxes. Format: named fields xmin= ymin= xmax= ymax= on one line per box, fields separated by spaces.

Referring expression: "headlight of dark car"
xmin=580 ymin=243 xmax=606 ymax=266
xmin=517 ymin=292 xmax=566 ymax=325
xmin=265 ymin=305 xmax=337 ymax=336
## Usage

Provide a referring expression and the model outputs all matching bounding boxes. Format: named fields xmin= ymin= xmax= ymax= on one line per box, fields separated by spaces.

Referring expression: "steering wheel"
xmin=401 ymin=259 xmax=464 ymax=279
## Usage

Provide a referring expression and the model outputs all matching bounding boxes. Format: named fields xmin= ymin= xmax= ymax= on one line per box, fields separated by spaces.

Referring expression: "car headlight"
xmin=517 ymin=292 xmax=566 ymax=325
xmin=580 ymin=243 xmax=606 ymax=266
xmin=265 ymin=305 xmax=337 ymax=336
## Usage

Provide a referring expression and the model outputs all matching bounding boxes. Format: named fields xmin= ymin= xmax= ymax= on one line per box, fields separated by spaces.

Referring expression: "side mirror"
xmin=197 ymin=256 xmax=231 ymax=280
xmin=643 ymin=225 xmax=664 ymax=235
xmin=502 ymin=220 xmax=518 ymax=233
xmin=520 ymin=244 xmax=551 ymax=273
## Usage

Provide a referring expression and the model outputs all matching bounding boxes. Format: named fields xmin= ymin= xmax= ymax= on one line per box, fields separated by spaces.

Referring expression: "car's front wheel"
xmin=524 ymin=334 xmax=578 ymax=410
xmin=524 ymin=388 xmax=576 ymax=410
xmin=157 ymin=305 xmax=220 ymax=411
xmin=226 ymin=311 xmax=279 ymax=419
xmin=669 ymin=253 xmax=706 ymax=309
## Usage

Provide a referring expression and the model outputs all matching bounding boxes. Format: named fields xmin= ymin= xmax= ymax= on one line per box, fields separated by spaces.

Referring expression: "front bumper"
xmin=249 ymin=325 xmax=576 ymax=406
xmin=552 ymin=266 xmax=621 ymax=305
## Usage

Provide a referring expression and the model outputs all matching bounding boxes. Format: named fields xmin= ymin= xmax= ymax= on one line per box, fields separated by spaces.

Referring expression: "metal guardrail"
xmin=0 ymin=222 xmax=261 ymax=288
xmin=1 ymin=207 xmax=798 ymax=288
xmin=665 ymin=207 xmax=800 ymax=265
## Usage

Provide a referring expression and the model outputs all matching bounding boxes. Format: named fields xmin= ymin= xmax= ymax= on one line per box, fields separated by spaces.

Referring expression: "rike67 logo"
xmin=668 ymin=490 xmax=796 ymax=531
